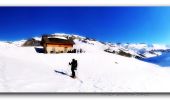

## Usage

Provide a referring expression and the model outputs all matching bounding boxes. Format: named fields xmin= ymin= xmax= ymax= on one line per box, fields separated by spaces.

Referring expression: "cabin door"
xmin=64 ymin=47 xmax=67 ymax=53
xmin=52 ymin=47 xmax=55 ymax=53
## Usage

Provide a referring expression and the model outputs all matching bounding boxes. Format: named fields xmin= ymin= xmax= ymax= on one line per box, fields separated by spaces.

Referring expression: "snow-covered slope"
xmin=1 ymin=46 xmax=170 ymax=92
xmin=0 ymin=33 xmax=170 ymax=92
xmin=12 ymin=40 xmax=27 ymax=46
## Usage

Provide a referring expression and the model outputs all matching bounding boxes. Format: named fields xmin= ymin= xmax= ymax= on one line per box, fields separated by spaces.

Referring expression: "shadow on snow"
xmin=54 ymin=70 xmax=69 ymax=76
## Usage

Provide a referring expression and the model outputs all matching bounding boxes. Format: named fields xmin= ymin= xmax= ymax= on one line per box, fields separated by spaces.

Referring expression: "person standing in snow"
xmin=69 ymin=59 xmax=78 ymax=78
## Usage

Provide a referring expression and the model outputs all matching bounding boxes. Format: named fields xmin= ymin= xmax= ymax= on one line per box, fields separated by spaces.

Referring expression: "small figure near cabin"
xmin=69 ymin=59 xmax=78 ymax=78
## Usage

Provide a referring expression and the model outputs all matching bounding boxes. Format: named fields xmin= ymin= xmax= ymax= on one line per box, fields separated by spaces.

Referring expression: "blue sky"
xmin=0 ymin=7 xmax=170 ymax=44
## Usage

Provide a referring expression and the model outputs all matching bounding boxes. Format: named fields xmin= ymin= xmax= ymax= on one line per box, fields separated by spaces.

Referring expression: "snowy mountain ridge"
xmin=0 ymin=33 xmax=170 ymax=58
xmin=31 ymin=33 xmax=170 ymax=58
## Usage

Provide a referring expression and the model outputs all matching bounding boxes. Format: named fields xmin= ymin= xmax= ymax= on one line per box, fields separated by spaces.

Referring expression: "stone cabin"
xmin=41 ymin=35 xmax=75 ymax=53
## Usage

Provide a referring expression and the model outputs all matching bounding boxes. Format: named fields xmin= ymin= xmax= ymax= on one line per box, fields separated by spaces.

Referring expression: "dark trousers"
xmin=71 ymin=69 xmax=75 ymax=78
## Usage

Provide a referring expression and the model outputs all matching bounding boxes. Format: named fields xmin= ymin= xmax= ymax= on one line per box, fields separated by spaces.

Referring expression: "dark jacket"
xmin=69 ymin=59 xmax=78 ymax=70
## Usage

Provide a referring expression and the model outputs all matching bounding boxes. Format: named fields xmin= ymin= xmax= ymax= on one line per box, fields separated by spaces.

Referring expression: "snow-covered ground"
xmin=0 ymin=33 xmax=170 ymax=92
xmin=0 ymin=44 xmax=170 ymax=92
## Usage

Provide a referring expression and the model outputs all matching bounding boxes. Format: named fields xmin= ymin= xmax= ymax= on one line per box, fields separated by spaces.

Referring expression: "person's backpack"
xmin=74 ymin=60 xmax=78 ymax=70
